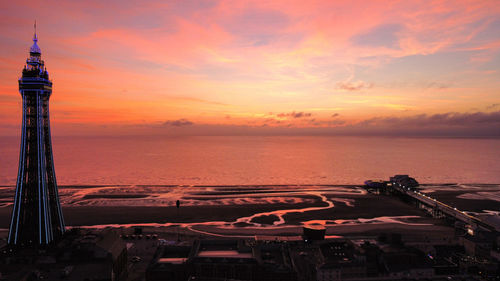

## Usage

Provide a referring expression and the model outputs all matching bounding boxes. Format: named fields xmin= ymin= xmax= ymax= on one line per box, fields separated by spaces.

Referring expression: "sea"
xmin=0 ymin=136 xmax=499 ymax=186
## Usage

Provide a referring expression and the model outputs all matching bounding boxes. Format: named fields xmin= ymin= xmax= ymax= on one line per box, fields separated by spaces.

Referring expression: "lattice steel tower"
xmin=8 ymin=26 xmax=65 ymax=246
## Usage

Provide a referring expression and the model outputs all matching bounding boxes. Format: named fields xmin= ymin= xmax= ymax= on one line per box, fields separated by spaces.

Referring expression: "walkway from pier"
xmin=390 ymin=183 xmax=498 ymax=232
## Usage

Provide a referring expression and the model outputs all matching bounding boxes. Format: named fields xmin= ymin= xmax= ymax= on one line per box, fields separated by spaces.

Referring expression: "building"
xmin=303 ymin=225 xmax=326 ymax=241
xmin=316 ymin=240 xmax=367 ymax=281
xmin=8 ymin=25 xmax=65 ymax=247
xmin=146 ymin=240 xmax=259 ymax=281
xmin=256 ymin=241 xmax=297 ymax=281
xmin=146 ymin=244 xmax=191 ymax=281
xmin=147 ymin=239 xmax=298 ymax=281
xmin=389 ymin=175 xmax=419 ymax=189
xmin=0 ymin=229 xmax=128 ymax=280
xmin=380 ymin=244 xmax=434 ymax=279
xmin=190 ymin=240 xmax=258 ymax=280
xmin=60 ymin=229 xmax=128 ymax=280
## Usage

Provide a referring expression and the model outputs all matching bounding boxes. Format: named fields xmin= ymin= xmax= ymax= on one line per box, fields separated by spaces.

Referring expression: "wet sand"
xmin=430 ymin=190 xmax=500 ymax=212
xmin=0 ymin=198 xmax=424 ymax=227
xmin=187 ymin=219 xmax=452 ymax=238
xmin=418 ymin=184 xmax=500 ymax=213
xmin=1 ymin=184 xmax=497 ymax=238
xmin=0 ymin=202 xmax=321 ymax=228
xmin=0 ymin=192 xmax=431 ymax=229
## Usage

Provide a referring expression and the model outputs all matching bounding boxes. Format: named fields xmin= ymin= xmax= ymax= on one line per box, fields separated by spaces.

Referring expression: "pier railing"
xmin=389 ymin=183 xmax=497 ymax=233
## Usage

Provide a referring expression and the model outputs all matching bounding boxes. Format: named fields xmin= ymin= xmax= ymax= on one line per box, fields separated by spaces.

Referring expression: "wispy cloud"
xmin=359 ymin=111 xmax=500 ymax=128
xmin=20 ymin=109 xmax=497 ymax=137
xmin=276 ymin=111 xmax=312 ymax=118
xmin=337 ymin=81 xmax=374 ymax=92
xmin=162 ymin=119 xmax=194 ymax=127
xmin=424 ymin=81 xmax=451 ymax=90
xmin=487 ymin=103 xmax=499 ymax=110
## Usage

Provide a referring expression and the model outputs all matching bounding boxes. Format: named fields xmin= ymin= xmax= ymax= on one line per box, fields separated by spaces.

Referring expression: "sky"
xmin=0 ymin=0 xmax=499 ymax=136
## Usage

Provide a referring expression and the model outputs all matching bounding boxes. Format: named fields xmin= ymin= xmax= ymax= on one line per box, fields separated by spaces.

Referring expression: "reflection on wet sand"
xmin=1 ymin=184 xmax=495 ymax=237
xmin=53 ymin=185 xmax=430 ymax=237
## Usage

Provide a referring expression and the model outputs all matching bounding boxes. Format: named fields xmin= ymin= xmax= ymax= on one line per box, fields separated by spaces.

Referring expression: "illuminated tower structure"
xmin=8 ymin=26 xmax=65 ymax=246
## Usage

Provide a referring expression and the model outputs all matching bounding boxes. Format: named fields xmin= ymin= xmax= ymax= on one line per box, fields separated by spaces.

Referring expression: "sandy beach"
xmin=0 ymin=184 xmax=497 ymax=239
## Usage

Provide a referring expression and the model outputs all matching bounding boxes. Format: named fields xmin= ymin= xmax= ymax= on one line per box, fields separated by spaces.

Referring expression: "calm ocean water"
xmin=0 ymin=136 xmax=499 ymax=186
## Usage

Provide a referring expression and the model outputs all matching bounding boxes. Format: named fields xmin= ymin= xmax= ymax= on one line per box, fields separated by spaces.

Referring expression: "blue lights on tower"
xmin=8 ymin=25 xmax=65 ymax=246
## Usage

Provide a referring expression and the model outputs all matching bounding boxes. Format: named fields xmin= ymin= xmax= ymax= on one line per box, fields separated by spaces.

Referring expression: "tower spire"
xmin=30 ymin=20 xmax=41 ymax=55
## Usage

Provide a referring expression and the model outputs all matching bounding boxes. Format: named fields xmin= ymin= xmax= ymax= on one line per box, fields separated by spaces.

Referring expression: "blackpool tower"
xmin=8 ymin=26 xmax=65 ymax=246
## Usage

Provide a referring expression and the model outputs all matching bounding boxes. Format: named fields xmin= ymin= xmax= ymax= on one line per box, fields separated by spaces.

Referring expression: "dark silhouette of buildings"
xmin=0 ymin=229 xmax=128 ymax=280
xmin=146 ymin=239 xmax=298 ymax=281
xmin=8 ymin=26 xmax=65 ymax=246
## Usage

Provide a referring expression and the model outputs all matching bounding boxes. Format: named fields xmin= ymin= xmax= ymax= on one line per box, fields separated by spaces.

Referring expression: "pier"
xmin=385 ymin=176 xmax=498 ymax=234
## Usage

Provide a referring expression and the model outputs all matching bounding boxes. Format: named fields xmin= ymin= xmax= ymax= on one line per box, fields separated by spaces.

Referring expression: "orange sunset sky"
xmin=1 ymin=0 xmax=499 ymax=136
